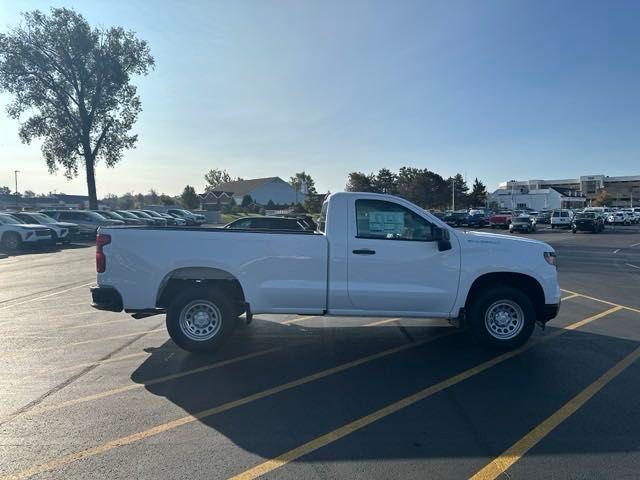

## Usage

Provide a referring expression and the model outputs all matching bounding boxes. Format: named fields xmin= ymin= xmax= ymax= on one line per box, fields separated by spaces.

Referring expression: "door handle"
xmin=352 ymin=249 xmax=376 ymax=255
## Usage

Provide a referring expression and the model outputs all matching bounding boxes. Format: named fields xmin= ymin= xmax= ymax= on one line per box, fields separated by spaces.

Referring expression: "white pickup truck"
xmin=91 ymin=192 xmax=560 ymax=352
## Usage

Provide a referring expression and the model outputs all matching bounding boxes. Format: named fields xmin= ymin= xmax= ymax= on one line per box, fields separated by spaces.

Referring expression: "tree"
xmin=0 ymin=186 xmax=11 ymax=195
xmin=290 ymin=171 xmax=317 ymax=195
xmin=592 ymin=189 xmax=613 ymax=206
xmin=0 ymin=8 xmax=154 ymax=209
xmin=304 ymin=194 xmax=323 ymax=213
xmin=159 ymin=194 xmax=175 ymax=205
xmin=266 ymin=199 xmax=276 ymax=209
xmin=469 ymin=177 xmax=488 ymax=207
xmin=372 ymin=168 xmax=398 ymax=194
xmin=241 ymin=194 xmax=253 ymax=208
xmin=135 ymin=192 xmax=145 ymax=208
xmin=146 ymin=188 xmax=159 ymax=205
xmin=345 ymin=172 xmax=375 ymax=192
xmin=181 ymin=185 xmax=199 ymax=210
xmin=119 ymin=192 xmax=135 ymax=209
xmin=23 ymin=189 xmax=36 ymax=197
xmin=446 ymin=173 xmax=469 ymax=209
xmin=204 ymin=169 xmax=232 ymax=191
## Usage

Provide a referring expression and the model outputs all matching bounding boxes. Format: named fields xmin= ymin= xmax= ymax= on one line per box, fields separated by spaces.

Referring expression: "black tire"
xmin=572 ymin=228 xmax=577 ymax=234
xmin=166 ymin=287 xmax=237 ymax=353
xmin=1 ymin=232 xmax=22 ymax=252
xmin=468 ymin=286 xmax=536 ymax=350
xmin=551 ymin=225 xmax=555 ymax=229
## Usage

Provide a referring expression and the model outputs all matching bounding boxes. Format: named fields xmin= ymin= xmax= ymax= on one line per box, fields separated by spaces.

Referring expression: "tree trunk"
xmin=85 ymin=155 xmax=98 ymax=209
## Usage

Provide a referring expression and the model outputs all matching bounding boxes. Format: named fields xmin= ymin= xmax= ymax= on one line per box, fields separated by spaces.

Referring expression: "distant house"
xmin=213 ymin=177 xmax=305 ymax=206
xmin=198 ymin=190 xmax=235 ymax=211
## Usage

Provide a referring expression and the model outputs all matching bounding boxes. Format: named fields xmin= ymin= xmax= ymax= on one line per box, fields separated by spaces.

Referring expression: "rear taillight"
xmin=96 ymin=233 xmax=111 ymax=273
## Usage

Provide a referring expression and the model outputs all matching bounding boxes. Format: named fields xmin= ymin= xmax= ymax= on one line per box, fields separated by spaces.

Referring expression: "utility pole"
xmin=14 ymin=170 xmax=20 ymax=210
xmin=452 ymin=177 xmax=455 ymax=211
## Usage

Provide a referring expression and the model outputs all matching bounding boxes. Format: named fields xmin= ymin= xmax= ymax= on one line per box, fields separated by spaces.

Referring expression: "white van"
xmin=550 ymin=209 xmax=573 ymax=229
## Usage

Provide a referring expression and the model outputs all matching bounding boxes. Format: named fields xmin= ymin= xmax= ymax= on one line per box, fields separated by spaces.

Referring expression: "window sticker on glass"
xmin=368 ymin=211 xmax=405 ymax=235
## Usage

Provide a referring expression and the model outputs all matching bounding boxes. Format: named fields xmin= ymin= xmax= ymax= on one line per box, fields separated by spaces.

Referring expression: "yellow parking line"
xmin=363 ymin=318 xmax=400 ymax=326
xmin=469 ymin=344 xmax=640 ymax=480
xmin=2 ymin=328 xmax=166 ymax=359
xmin=0 ymin=331 xmax=456 ymax=480
xmin=281 ymin=315 xmax=317 ymax=325
xmin=227 ymin=306 xmax=622 ymax=480
xmin=560 ymin=293 xmax=580 ymax=301
xmin=561 ymin=289 xmax=640 ymax=314
xmin=0 ymin=348 xmax=282 ymax=422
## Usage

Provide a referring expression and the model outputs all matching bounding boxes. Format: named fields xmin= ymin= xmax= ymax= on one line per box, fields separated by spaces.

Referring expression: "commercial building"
xmin=498 ymin=174 xmax=640 ymax=207
xmin=489 ymin=187 xmax=586 ymax=211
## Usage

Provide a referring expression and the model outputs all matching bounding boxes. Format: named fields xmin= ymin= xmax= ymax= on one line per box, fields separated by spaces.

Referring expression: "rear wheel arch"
xmin=156 ymin=267 xmax=247 ymax=315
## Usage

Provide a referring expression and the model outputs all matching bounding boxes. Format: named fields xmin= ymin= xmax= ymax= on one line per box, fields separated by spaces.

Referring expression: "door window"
xmin=355 ymin=199 xmax=433 ymax=241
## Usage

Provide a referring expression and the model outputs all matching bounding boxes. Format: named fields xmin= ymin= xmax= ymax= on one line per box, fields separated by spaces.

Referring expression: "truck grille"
xmin=35 ymin=230 xmax=50 ymax=237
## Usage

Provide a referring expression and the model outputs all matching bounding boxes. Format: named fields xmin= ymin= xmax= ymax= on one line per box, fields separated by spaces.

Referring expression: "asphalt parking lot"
xmin=1 ymin=225 xmax=639 ymax=480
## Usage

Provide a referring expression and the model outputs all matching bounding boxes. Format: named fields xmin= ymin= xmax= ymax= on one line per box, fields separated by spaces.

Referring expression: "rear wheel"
xmin=166 ymin=287 xmax=237 ymax=353
xmin=468 ymin=286 xmax=536 ymax=350
xmin=1 ymin=232 xmax=22 ymax=252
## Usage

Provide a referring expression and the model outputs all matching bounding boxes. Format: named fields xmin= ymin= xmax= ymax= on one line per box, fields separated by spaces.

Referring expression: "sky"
xmin=1 ymin=0 xmax=639 ymax=198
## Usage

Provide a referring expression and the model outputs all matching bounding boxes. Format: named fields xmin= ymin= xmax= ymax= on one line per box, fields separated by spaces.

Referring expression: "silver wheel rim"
xmin=484 ymin=300 xmax=525 ymax=340
xmin=179 ymin=300 xmax=222 ymax=342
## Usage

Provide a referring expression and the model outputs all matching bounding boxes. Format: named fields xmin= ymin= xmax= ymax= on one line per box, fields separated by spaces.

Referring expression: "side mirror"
xmin=434 ymin=226 xmax=452 ymax=251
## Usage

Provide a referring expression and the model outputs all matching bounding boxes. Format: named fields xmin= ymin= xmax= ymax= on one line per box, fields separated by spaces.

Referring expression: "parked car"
xmin=443 ymin=211 xmax=468 ymax=227
xmin=571 ymin=212 xmax=604 ymax=233
xmin=489 ymin=211 xmax=512 ymax=229
xmin=11 ymin=212 xmax=79 ymax=244
xmin=0 ymin=213 xmax=53 ymax=252
xmin=158 ymin=212 xmax=186 ymax=226
xmin=273 ymin=214 xmax=318 ymax=231
xmin=127 ymin=210 xmax=166 ymax=226
xmin=44 ymin=210 xmax=124 ymax=237
xmin=115 ymin=210 xmax=154 ymax=226
xmin=91 ymin=191 xmax=560 ymax=353
xmin=224 ymin=216 xmax=309 ymax=231
xmin=167 ymin=209 xmax=203 ymax=226
xmin=142 ymin=209 xmax=181 ymax=226
xmin=621 ymin=209 xmax=638 ymax=224
xmin=535 ymin=211 xmax=551 ymax=224
xmin=93 ymin=210 xmax=144 ymax=226
xmin=607 ymin=211 xmax=631 ymax=226
xmin=550 ymin=209 xmax=573 ymax=229
xmin=466 ymin=213 xmax=488 ymax=228
xmin=509 ymin=216 xmax=536 ymax=234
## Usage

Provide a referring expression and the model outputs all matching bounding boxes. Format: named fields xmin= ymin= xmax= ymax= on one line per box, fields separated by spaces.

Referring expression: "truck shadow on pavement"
xmin=129 ymin=318 xmax=640 ymax=471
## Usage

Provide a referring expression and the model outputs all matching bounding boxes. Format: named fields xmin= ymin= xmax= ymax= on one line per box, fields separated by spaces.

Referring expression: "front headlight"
xmin=544 ymin=251 xmax=557 ymax=267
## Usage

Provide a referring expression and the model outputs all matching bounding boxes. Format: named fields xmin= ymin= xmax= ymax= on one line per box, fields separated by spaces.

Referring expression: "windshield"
xmin=116 ymin=211 xmax=137 ymax=219
xmin=576 ymin=213 xmax=595 ymax=219
xmin=29 ymin=213 xmax=57 ymax=223
xmin=0 ymin=213 xmax=23 ymax=224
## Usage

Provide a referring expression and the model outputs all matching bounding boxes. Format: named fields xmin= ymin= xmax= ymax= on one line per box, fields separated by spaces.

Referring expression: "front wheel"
xmin=1 ymin=232 xmax=22 ymax=252
xmin=166 ymin=287 xmax=236 ymax=353
xmin=468 ymin=286 xmax=536 ymax=350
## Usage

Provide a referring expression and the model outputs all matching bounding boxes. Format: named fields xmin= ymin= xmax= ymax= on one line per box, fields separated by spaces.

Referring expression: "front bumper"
xmin=541 ymin=301 xmax=560 ymax=323
xmin=90 ymin=286 xmax=123 ymax=312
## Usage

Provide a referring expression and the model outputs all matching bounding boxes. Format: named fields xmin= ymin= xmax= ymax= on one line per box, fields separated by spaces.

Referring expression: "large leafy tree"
xmin=290 ymin=171 xmax=317 ymax=195
xmin=204 ymin=169 xmax=232 ymax=191
xmin=0 ymin=8 xmax=154 ymax=209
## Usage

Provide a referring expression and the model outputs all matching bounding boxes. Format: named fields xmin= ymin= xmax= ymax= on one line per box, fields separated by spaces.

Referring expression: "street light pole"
xmin=14 ymin=170 xmax=20 ymax=210
xmin=452 ymin=178 xmax=455 ymax=211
